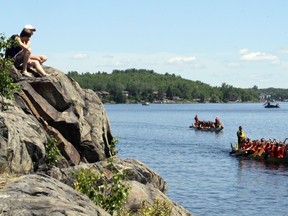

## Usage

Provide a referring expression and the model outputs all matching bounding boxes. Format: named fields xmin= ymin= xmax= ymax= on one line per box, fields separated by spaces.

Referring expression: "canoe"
xmin=230 ymin=144 xmax=288 ymax=165
xmin=265 ymin=104 xmax=280 ymax=108
xmin=264 ymin=102 xmax=280 ymax=108
xmin=142 ymin=102 xmax=150 ymax=106
xmin=189 ymin=123 xmax=224 ymax=132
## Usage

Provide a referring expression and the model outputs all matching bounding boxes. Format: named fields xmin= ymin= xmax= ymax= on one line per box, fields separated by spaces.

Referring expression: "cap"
xmin=24 ymin=24 xmax=36 ymax=32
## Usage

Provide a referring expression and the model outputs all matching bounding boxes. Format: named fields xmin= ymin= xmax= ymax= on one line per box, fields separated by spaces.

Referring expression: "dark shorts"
xmin=13 ymin=51 xmax=25 ymax=67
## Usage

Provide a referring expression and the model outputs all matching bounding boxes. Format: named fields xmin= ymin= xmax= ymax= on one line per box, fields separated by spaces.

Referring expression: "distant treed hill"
xmin=67 ymin=69 xmax=288 ymax=104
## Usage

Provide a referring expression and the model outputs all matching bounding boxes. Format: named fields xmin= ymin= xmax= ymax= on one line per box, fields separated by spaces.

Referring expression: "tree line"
xmin=67 ymin=69 xmax=288 ymax=104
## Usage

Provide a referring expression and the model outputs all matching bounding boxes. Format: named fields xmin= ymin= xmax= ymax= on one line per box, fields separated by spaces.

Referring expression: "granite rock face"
xmin=0 ymin=103 xmax=46 ymax=173
xmin=0 ymin=66 xmax=113 ymax=173
xmin=0 ymin=174 xmax=110 ymax=216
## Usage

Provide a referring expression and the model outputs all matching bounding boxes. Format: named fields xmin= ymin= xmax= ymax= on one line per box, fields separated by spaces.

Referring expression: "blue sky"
xmin=1 ymin=0 xmax=288 ymax=88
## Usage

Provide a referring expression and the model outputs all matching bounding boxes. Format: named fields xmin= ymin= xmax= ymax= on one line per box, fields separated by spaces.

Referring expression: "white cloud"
xmin=168 ymin=56 xmax=196 ymax=64
xmin=239 ymin=49 xmax=278 ymax=61
xmin=72 ymin=53 xmax=89 ymax=59
xmin=239 ymin=49 xmax=249 ymax=55
xmin=279 ymin=48 xmax=288 ymax=54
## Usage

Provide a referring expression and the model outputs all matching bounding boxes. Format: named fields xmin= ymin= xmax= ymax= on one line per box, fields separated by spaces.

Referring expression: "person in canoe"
xmin=194 ymin=115 xmax=199 ymax=127
xmin=215 ymin=116 xmax=221 ymax=128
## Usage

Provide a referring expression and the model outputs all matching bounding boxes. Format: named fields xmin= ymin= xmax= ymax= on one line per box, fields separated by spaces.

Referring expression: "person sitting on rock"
xmin=5 ymin=25 xmax=51 ymax=77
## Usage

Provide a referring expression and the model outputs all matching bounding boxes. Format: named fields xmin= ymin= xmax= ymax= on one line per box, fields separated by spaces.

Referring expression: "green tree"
xmin=73 ymin=159 xmax=130 ymax=215
xmin=67 ymin=69 xmax=278 ymax=104
xmin=108 ymin=83 xmax=126 ymax=103
xmin=210 ymin=94 xmax=220 ymax=103
xmin=0 ymin=33 xmax=20 ymax=110
xmin=166 ymin=86 xmax=173 ymax=100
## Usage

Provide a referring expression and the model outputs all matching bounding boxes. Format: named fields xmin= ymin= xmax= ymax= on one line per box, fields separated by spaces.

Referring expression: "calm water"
xmin=105 ymin=103 xmax=288 ymax=216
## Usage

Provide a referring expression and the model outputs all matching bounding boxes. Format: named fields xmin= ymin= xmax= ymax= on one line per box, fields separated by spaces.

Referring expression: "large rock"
xmin=47 ymin=157 xmax=192 ymax=216
xmin=18 ymin=66 xmax=114 ymax=163
xmin=0 ymin=66 xmax=114 ymax=173
xmin=0 ymin=99 xmax=46 ymax=173
xmin=0 ymin=174 xmax=110 ymax=216
xmin=126 ymin=181 xmax=192 ymax=216
xmin=49 ymin=157 xmax=168 ymax=193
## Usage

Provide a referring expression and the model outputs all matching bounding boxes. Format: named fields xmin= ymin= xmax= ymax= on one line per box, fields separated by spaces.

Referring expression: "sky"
xmin=1 ymin=0 xmax=288 ymax=88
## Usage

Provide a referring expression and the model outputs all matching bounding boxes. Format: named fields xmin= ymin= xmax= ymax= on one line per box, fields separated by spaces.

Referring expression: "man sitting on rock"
xmin=5 ymin=25 xmax=51 ymax=77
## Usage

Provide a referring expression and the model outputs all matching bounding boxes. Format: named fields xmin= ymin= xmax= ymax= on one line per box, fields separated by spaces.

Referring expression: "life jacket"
xmin=270 ymin=145 xmax=277 ymax=157
xmin=252 ymin=144 xmax=259 ymax=151
xmin=277 ymin=146 xmax=283 ymax=158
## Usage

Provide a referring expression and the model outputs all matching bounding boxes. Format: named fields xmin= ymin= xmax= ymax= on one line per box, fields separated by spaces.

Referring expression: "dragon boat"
xmin=230 ymin=142 xmax=288 ymax=165
xmin=189 ymin=123 xmax=224 ymax=132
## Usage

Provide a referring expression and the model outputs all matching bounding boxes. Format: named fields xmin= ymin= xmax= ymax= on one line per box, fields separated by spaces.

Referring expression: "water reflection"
xmin=237 ymin=157 xmax=288 ymax=172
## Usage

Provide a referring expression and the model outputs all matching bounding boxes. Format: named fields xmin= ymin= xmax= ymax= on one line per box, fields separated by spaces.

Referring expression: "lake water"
xmin=105 ymin=103 xmax=288 ymax=216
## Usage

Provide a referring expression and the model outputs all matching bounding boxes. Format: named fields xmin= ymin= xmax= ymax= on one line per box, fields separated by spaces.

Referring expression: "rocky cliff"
xmin=0 ymin=66 xmax=192 ymax=216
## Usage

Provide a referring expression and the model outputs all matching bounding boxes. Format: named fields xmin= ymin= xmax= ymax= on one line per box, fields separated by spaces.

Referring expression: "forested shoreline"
xmin=67 ymin=69 xmax=288 ymax=104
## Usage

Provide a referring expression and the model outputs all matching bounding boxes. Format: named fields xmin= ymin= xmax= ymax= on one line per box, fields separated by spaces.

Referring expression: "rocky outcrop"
xmin=0 ymin=66 xmax=113 ymax=174
xmin=0 ymin=102 xmax=47 ymax=173
xmin=0 ymin=174 xmax=110 ymax=216
xmin=0 ymin=66 xmax=192 ymax=215
xmin=45 ymin=157 xmax=191 ymax=216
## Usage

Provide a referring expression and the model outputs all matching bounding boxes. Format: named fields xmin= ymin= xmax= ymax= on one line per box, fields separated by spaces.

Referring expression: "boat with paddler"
xmin=189 ymin=122 xmax=224 ymax=132
xmin=264 ymin=102 xmax=280 ymax=108
xmin=230 ymin=139 xmax=288 ymax=165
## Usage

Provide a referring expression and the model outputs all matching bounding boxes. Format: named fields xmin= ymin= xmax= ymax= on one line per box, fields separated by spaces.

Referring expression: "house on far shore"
xmin=122 ymin=91 xmax=129 ymax=98
xmin=96 ymin=91 xmax=110 ymax=101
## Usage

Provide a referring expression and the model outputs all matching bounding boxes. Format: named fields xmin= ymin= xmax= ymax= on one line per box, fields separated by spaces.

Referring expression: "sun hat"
xmin=24 ymin=24 xmax=36 ymax=31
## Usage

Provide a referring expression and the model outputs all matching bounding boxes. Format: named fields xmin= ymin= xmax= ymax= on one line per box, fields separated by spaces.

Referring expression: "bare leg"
xmin=21 ymin=49 xmax=33 ymax=77
xmin=30 ymin=55 xmax=48 ymax=64
xmin=28 ymin=59 xmax=50 ymax=77
xmin=39 ymin=55 xmax=48 ymax=64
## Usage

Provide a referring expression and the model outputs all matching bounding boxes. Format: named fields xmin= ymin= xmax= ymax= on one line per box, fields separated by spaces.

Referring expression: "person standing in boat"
xmin=237 ymin=126 xmax=245 ymax=149
xmin=194 ymin=115 xmax=199 ymax=126
xmin=215 ymin=116 xmax=220 ymax=128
